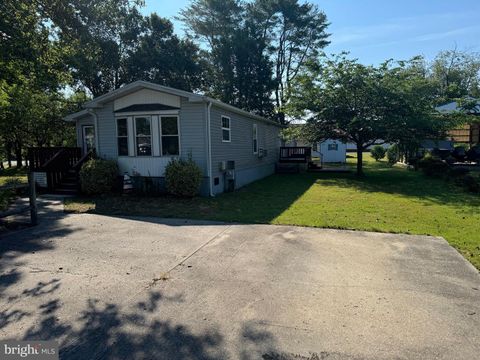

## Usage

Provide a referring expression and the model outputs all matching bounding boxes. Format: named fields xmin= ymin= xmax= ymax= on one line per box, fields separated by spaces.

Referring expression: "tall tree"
xmin=430 ymin=48 xmax=480 ymax=103
xmin=124 ymin=14 xmax=205 ymax=92
xmin=289 ymin=55 xmax=454 ymax=175
xmin=251 ymin=0 xmax=330 ymax=123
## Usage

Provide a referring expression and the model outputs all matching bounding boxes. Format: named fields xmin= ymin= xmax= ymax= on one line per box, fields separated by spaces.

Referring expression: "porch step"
xmin=52 ymin=187 xmax=78 ymax=195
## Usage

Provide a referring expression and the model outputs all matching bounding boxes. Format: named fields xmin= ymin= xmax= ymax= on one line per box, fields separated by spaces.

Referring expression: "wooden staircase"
xmin=28 ymin=147 xmax=95 ymax=195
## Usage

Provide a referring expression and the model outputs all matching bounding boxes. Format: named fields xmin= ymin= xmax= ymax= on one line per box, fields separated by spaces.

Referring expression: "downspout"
xmin=206 ymin=101 xmax=214 ymax=197
xmin=87 ymin=109 xmax=100 ymax=156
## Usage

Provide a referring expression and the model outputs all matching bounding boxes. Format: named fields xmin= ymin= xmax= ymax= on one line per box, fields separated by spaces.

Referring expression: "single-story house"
xmin=32 ymin=81 xmax=282 ymax=196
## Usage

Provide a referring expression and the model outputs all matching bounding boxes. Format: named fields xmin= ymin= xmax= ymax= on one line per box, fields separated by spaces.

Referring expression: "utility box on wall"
xmin=224 ymin=160 xmax=235 ymax=192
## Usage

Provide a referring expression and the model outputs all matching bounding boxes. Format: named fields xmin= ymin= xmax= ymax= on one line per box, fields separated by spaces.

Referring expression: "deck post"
xmin=28 ymin=172 xmax=38 ymax=225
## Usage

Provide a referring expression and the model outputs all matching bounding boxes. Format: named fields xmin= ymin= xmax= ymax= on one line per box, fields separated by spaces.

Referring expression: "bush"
xmin=386 ymin=144 xmax=399 ymax=166
xmin=79 ymin=159 xmax=118 ymax=195
xmin=461 ymin=174 xmax=480 ymax=193
xmin=417 ymin=155 xmax=449 ymax=177
xmin=165 ymin=157 xmax=203 ymax=197
xmin=370 ymin=145 xmax=386 ymax=161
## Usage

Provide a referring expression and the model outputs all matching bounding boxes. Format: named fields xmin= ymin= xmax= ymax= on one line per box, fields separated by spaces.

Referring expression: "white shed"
xmin=317 ymin=140 xmax=347 ymax=163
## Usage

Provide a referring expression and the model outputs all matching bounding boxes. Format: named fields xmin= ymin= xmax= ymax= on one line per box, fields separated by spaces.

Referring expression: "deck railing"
xmin=279 ymin=147 xmax=312 ymax=163
xmin=28 ymin=147 xmax=82 ymax=191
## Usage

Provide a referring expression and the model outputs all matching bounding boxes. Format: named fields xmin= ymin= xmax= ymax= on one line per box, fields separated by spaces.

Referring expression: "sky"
xmin=142 ymin=0 xmax=480 ymax=65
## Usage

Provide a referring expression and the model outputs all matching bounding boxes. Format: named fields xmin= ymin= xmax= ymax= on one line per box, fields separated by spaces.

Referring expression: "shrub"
xmin=448 ymin=167 xmax=470 ymax=179
xmin=79 ymin=159 xmax=118 ymax=195
xmin=386 ymin=144 xmax=399 ymax=166
xmin=370 ymin=145 xmax=386 ymax=161
xmin=417 ymin=155 xmax=449 ymax=177
xmin=165 ymin=157 xmax=203 ymax=197
xmin=461 ymin=174 xmax=480 ymax=193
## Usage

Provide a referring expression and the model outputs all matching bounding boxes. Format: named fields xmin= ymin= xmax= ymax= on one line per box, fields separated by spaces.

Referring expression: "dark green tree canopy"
xmin=289 ymin=54 xmax=457 ymax=175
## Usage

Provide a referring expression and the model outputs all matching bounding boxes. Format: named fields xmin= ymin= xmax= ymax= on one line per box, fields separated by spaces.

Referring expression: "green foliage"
xmin=79 ymin=159 xmax=118 ymax=195
xmin=417 ymin=155 xmax=450 ymax=177
xmin=165 ymin=158 xmax=203 ymax=197
xmin=290 ymin=54 xmax=447 ymax=175
xmin=179 ymin=0 xmax=329 ymax=119
xmin=370 ymin=145 xmax=386 ymax=161
xmin=387 ymin=145 xmax=399 ymax=165
xmin=460 ymin=174 xmax=480 ymax=193
xmin=0 ymin=189 xmax=15 ymax=212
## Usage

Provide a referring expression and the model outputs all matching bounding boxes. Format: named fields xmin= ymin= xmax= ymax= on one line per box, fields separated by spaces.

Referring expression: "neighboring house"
xmin=286 ymin=139 xmax=346 ymax=163
xmin=436 ymin=100 xmax=480 ymax=145
xmin=31 ymin=81 xmax=282 ymax=196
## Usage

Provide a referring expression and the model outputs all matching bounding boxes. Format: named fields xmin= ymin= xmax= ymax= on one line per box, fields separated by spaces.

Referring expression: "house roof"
xmin=65 ymin=80 xmax=281 ymax=126
xmin=436 ymin=99 xmax=480 ymax=114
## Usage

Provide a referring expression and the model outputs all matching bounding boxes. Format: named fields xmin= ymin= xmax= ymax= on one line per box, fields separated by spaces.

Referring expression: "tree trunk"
xmin=356 ymin=146 xmax=364 ymax=176
xmin=15 ymin=146 xmax=22 ymax=168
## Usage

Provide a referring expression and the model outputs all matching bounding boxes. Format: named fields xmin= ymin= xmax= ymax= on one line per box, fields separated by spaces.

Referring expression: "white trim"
xmin=82 ymin=125 xmax=96 ymax=154
xmin=133 ymin=115 xmax=153 ymax=157
xmin=253 ymin=123 xmax=258 ymax=154
xmin=207 ymin=102 xmax=213 ymax=197
xmin=114 ymin=110 xmax=180 ymax=117
xmin=159 ymin=115 xmax=180 ymax=157
xmin=221 ymin=115 xmax=231 ymax=143
xmin=87 ymin=109 xmax=99 ymax=154
xmin=151 ymin=115 xmax=161 ymax=156
xmin=115 ymin=117 xmax=129 ymax=157
xmin=127 ymin=117 xmax=135 ymax=156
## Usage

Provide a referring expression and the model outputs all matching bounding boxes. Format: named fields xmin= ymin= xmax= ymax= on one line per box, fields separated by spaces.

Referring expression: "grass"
xmin=0 ymin=166 xmax=28 ymax=187
xmin=0 ymin=167 xmax=28 ymax=211
xmin=65 ymin=155 xmax=480 ymax=269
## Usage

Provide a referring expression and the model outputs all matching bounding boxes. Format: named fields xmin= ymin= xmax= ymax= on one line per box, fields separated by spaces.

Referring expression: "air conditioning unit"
xmin=258 ymin=148 xmax=267 ymax=158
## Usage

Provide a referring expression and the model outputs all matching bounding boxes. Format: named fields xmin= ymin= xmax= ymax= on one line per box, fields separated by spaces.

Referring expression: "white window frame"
xmin=115 ymin=117 xmax=129 ymax=157
xmin=221 ymin=116 xmax=231 ymax=143
xmin=159 ymin=115 xmax=181 ymax=157
xmin=253 ymin=123 xmax=258 ymax=154
xmin=134 ymin=115 xmax=153 ymax=157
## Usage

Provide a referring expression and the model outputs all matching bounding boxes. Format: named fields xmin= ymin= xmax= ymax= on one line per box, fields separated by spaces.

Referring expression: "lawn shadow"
xmin=313 ymin=164 xmax=480 ymax=209
xmin=0 ymin=198 xmax=80 ymax=295
xmin=70 ymin=173 xmax=319 ymax=225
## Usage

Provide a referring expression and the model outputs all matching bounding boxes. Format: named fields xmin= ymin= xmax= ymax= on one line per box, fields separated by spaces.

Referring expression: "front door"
xmin=82 ymin=125 xmax=96 ymax=154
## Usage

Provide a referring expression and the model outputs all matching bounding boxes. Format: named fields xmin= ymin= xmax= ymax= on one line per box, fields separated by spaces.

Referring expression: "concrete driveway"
xmin=0 ymin=199 xmax=479 ymax=359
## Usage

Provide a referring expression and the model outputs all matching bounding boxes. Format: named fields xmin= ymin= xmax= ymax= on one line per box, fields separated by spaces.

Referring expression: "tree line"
xmin=0 ymin=0 xmax=479 ymax=169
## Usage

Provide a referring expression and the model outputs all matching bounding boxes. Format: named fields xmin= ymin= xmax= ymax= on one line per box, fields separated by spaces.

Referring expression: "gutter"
xmin=87 ymin=109 xmax=100 ymax=155
xmin=206 ymin=101 xmax=214 ymax=197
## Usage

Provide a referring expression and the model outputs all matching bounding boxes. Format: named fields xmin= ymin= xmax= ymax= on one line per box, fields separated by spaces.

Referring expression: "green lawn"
xmin=65 ymin=155 xmax=480 ymax=269
xmin=0 ymin=166 xmax=28 ymax=187
xmin=0 ymin=167 xmax=28 ymax=211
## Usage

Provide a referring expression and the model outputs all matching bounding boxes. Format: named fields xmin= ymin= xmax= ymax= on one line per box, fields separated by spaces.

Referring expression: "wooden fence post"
xmin=28 ymin=172 xmax=38 ymax=225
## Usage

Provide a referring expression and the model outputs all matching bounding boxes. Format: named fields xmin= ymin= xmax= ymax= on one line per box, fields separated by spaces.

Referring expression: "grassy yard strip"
xmin=0 ymin=167 xmax=28 ymax=187
xmin=65 ymin=155 xmax=480 ymax=269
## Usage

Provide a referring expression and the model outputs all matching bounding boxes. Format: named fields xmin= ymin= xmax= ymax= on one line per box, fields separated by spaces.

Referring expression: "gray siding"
xmin=179 ymin=99 xmax=207 ymax=175
xmin=209 ymin=105 xmax=280 ymax=194
xmin=96 ymin=101 xmax=116 ymax=159
xmin=80 ymin=99 xmax=208 ymax=175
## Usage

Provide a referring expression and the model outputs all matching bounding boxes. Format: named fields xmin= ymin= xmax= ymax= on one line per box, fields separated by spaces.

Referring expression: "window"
xmin=328 ymin=143 xmax=338 ymax=151
xmin=253 ymin=123 xmax=258 ymax=154
xmin=221 ymin=116 xmax=231 ymax=142
xmin=116 ymin=118 xmax=128 ymax=156
xmin=161 ymin=116 xmax=180 ymax=156
xmin=135 ymin=117 xmax=152 ymax=156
